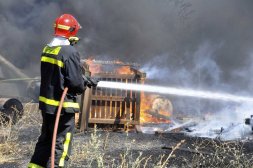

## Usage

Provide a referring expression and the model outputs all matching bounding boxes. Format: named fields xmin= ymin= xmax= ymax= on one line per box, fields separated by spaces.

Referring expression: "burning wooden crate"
xmin=79 ymin=60 xmax=146 ymax=131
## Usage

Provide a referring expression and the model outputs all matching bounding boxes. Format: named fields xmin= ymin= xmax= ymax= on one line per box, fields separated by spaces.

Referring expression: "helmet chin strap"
xmin=68 ymin=36 xmax=80 ymax=46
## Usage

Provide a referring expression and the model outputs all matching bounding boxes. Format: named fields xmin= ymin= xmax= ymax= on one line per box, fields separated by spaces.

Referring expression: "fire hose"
xmin=51 ymin=87 xmax=68 ymax=168
xmin=50 ymin=77 xmax=98 ymax=168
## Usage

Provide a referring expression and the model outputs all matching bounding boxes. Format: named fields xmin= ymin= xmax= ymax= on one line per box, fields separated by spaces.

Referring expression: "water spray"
xmin=97 ymin=81 xmax=253 ymax=103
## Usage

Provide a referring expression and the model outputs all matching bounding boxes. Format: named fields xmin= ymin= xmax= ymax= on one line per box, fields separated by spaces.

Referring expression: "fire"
xmin=85 ymin=59 xmax=134 ymax=74
xmin=116 ymin=66 xmax=134 ymax=74
xmin=86 ymin=58 xmax=172 ymax=124
xmin=140 ymin=93 xmax=173 ymax=123
xmin=85 ymin=59 xmax=102 ymax=74
xmin=88 ymin=63 xmax=101 ymax=74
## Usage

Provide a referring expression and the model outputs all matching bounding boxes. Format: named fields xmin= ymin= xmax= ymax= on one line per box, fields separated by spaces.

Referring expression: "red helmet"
xmin=54 ymin=14 xmax=81 ymax=38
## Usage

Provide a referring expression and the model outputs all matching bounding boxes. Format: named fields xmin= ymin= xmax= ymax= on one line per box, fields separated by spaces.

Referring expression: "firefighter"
xmin=28 ymin=14 xmax=96 ymax=168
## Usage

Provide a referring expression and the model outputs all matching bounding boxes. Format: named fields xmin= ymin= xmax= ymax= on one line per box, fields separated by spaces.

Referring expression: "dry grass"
xmin=0 ymin=104 xmax=253 ymax=168
xmin=0 ymin=113 xmax=23 ymax=163
xmin=179 ymin=138 xmax=253 ymax=168
xmin=49 ymin=127 xmax=253 ymax=167
xmin=0 ymin=103 xmax=41 ymax=164
xmin=70 ymin=124 xmax=185 ymax=168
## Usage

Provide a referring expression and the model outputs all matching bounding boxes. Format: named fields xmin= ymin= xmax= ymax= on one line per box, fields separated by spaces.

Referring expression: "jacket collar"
xmin=48 ymin=37 xmax=70 ymax=47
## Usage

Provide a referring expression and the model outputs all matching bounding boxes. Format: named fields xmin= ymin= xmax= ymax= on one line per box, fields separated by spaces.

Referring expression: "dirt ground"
xmin=0 ymin=104 xmax=253 ymax=168
xmin=1 ymin=124 xmax=253 ymax=168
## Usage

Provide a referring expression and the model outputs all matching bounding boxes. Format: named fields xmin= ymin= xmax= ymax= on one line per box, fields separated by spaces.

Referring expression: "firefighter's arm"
xmin=64 ymin=53 xmax=85 ymax=95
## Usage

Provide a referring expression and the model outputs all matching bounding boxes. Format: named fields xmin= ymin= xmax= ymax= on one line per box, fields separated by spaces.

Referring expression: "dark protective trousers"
xmin=28 ymin=112 xmax=75 ymax=168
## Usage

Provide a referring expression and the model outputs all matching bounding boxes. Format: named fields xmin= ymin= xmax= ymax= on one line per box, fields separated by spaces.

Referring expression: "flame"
xmin=116 ymin=66 xmax=134 ymax=74
xmin=85 ymin=59 xmax=102 ymax=74
xmin=140 ymin=92 xmax=155 ymax=123
xmin=89 ymin=63 xmax=102 ymax=74
xmin=85 ymin=59 xmax=134 ymax=74
xmin=140 ymin=93 xmax=173 ymax=124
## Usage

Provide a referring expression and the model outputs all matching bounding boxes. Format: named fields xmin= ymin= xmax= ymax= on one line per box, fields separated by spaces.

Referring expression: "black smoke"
xmin=0 ymin=0 xmax=253 ymax=114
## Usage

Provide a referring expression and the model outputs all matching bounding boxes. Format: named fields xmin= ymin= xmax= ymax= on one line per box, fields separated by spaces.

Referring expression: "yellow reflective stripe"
xmin=54 ymin=23 xmax=70 ymax=30
xmin=39 ymin=96 xmax=80 ymax=109
xmin=41 ymin=56 xmax=64 ymax=68
xmin=39 ymin=96 xmax=59 ymax=106
xmin=62 ymin=102 xmax=80 ymax=109
xmin=59 ymin=132 xmax=71 ymax=167
xmin=28 ymin=163 xmax=44 ymax=168
xmin=43 ymin=46 xmax=61 ymax=55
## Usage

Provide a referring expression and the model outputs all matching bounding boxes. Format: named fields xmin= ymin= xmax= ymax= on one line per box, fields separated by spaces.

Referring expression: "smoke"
xmin=141 ymin=42 xmax=223 ymax=88
xmin=0 ymin=0 xmax=253 ymax=113
xmin=0 ymin=1 xmax=61 ymax=75
xmin=141 ymin=42 xmax=233 ymax=114
xmin=186 ymin=103 xmax=253 ymax=140
xmin=138 ymin=102 xmax=253 ymax=140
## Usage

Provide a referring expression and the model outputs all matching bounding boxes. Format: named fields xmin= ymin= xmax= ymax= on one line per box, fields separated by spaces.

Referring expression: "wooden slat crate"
xmin=79 ymin=60 xmax=145 ymax=131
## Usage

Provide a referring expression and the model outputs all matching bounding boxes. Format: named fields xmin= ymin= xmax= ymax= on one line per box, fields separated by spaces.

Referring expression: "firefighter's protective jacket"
xmin=39 ymin=45 xmax=85 ymax=114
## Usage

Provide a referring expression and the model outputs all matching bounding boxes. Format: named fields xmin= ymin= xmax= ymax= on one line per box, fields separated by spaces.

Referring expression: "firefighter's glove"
xmin=68 ymin=37 xmax=80 ymax=46
xmin=88 ymin=78 xmax=98 ymax=88
xmin=83 ymin=76 xmax=98 ymax=88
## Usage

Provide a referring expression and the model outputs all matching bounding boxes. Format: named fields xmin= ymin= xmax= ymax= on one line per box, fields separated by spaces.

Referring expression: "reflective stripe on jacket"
xmin=39 ymin=45 xmax=85 ymax=114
